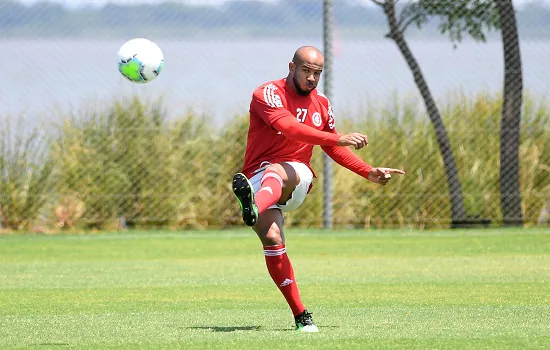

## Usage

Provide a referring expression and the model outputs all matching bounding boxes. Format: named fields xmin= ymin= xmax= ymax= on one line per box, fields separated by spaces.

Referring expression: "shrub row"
xmin=1 ymin=94 xmax=548 ymax=231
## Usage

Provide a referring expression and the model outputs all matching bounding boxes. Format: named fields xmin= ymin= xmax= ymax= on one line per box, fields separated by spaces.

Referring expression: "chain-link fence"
xmin=1 ymin=0 xmax=549 ymax=231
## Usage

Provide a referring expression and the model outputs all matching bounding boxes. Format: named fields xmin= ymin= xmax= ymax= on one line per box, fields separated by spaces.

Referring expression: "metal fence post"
xmin=323 ymin=0 xmax=334 ymax=229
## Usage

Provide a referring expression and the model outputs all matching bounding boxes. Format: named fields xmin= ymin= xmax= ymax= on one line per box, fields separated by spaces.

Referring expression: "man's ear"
xmin=289 ymin=61 xmax=295 ymax=73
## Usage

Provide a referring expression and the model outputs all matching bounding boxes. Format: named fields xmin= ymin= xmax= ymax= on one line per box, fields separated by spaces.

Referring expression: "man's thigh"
xmin=249 ymin=161 xmax=313 ymax=213
xmin=278 ymin=162 xmax=313 ymax=212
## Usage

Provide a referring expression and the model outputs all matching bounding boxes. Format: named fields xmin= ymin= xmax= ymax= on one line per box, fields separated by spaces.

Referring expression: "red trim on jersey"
xmin=322 ymin=145 xmax=372 ymax=178
xmin=272 ymin=115 xmax=340 ymax=146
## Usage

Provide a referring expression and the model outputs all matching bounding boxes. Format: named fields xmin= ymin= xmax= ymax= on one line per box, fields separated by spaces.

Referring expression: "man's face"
xmin=291 ymin=61 xmax=323 ymax=96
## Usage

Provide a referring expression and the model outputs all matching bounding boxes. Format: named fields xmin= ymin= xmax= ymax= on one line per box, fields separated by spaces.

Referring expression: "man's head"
xmin=288 ymin=46 xmax=324 ymax=96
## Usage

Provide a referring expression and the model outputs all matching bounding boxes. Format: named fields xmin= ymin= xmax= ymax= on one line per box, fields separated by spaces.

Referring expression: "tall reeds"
xmin=1 ymin=93 xmax=548 ymax=231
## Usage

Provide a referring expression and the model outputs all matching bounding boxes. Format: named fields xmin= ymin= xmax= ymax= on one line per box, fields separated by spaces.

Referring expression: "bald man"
xmin=232 ymin=46 xmax=404 ymax=332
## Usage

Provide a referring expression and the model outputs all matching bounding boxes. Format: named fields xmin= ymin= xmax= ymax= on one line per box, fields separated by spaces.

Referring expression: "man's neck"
xmin=285 ymin=75 xmax=298 ymax=94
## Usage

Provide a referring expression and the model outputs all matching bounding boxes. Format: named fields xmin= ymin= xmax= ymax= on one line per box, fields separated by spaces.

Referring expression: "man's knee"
xmin=264 ymin=223 xmax=283 ymax=245
xmin=254 ymin=209 xmax=285 ymax=246
xmin=255 ymin=222 xmax=283 ymax=246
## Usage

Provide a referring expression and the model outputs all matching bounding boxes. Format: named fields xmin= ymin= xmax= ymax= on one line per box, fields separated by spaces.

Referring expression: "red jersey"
xmin=241 ymin=78 xmax=336 ymax=178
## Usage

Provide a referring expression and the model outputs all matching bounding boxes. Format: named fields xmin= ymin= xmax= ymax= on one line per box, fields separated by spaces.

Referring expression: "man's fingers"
xmin=379 ymin=174 xmax=391 ymax=184
xmin=349 ymin=135 xmax=362 ymax=149
xmin=387 ymin=168 xmax=405 ymax=175
xmin=353 ymin=134 xmax=368 ymax=149
xmin=357 ymin=134 xmax=368 ymax=146
xmin=341 ymin=133 xmax=369 ymax=149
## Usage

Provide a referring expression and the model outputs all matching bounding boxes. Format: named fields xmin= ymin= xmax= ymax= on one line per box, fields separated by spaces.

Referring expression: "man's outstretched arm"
xmin=322 ymin=145 xmax=405 ymax=185
xmin=272 ymin=115 xmax=369 ymax=149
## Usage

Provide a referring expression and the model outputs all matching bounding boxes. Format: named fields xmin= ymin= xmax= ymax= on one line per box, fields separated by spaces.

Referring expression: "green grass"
xmin=0 ymin=228 xmax=549 ymax=349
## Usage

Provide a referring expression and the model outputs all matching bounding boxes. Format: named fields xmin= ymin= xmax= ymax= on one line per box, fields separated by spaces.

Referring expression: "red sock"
xmin=255 ymin=171 xmax=283 ymax=214
xmin=264 ymin=244 xmax=305 ymax=316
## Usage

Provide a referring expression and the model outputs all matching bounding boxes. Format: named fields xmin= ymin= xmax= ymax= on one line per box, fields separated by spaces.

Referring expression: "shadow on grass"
xmin=188 ymin=325 xmax=339 ymax=332
xmin=188 ymin=326 xmax=262 ymax=332
xmin=36 ymin=343 xmax=70 ymax=346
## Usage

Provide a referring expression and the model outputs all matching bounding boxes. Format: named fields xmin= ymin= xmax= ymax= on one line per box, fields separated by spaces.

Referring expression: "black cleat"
xmin=232 ymin=173 xmax=259 ymax=226
xmin=294 ymin=310 xmax=319 ymax=332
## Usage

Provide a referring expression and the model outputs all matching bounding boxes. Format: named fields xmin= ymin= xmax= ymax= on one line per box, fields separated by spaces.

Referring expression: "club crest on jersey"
xmin=312 ymin=112 xmax=322 ymax=127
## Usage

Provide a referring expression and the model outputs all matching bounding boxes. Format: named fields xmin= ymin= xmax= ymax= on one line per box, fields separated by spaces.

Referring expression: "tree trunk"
xmin=496 ymin=0 xmax=523 ymax=226
xmin=382 ymin=1 xmax=467 ymax=226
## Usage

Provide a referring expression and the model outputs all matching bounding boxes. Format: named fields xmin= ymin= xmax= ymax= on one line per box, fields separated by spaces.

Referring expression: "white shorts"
xmin=250 ymin=161 xmax=314 ymax=212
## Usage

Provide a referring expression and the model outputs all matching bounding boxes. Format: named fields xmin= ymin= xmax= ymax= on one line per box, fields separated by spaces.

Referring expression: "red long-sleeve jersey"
xmin=241 ymin=78 xmax=372 ymax=180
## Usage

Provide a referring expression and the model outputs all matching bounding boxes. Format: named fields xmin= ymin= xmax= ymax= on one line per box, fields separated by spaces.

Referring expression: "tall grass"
xmin=290 ymin=93 xmax=549 ymax=228
xmin=1 ymin=93 xmax=548 ymax=231
xmin=0 ymin=118 xmax=54 ymax=230
xmin=51 ymin=97 xmax=208 ymax=229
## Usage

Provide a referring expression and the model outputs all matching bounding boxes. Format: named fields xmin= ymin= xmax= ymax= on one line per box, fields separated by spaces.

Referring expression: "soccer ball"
xmin=118 ymin=38 xmax=164 ymax=83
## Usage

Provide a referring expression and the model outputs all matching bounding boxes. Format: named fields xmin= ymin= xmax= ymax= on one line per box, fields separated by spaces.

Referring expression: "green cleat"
xmin=295 ymin=310 xmax=319 ymax=333
xmin=232 ymin=173 xmax=259 ymax=226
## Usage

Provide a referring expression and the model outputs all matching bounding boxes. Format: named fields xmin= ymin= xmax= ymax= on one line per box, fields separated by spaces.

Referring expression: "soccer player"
xmin=232 ymin=46 xmax=405 ymax=332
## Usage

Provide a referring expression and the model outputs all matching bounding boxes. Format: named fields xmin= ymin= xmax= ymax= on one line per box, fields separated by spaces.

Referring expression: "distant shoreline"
xmin=2 ymin=1 xmax=550 ymax=39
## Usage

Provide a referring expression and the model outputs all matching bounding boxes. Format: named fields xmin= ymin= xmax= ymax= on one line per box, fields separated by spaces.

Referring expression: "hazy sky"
xmin=18 ymin=0 xmax=273 ymax=7
xmin=17 ymin=0 xmax=550 ymax=8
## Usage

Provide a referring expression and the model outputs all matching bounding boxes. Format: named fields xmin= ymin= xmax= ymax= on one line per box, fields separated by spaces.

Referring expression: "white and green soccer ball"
xmin=118 ymin=38 xmax=164 ymax=83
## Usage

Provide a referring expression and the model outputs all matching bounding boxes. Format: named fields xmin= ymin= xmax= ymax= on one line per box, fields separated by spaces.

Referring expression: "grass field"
xmin=1 ymin=228 xmax=549 ymax=349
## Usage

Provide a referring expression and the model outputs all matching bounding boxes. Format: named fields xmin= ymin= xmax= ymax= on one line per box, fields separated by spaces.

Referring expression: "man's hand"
xmin=367 ymin=167 xmax=405 ymax=185
xmin=337 ymin=133 xmax=369 ymax=150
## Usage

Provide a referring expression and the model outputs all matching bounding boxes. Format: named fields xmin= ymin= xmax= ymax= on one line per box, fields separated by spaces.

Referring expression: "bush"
xmin=2 ymin=93 xmax=548 ymax=231
xmin=0 ymin=118 xmax=54 ymax=230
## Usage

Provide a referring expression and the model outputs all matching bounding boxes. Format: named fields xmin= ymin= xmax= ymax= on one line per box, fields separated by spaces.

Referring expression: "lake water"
xmin=2 ymin=38 xmax=549 ymax=125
